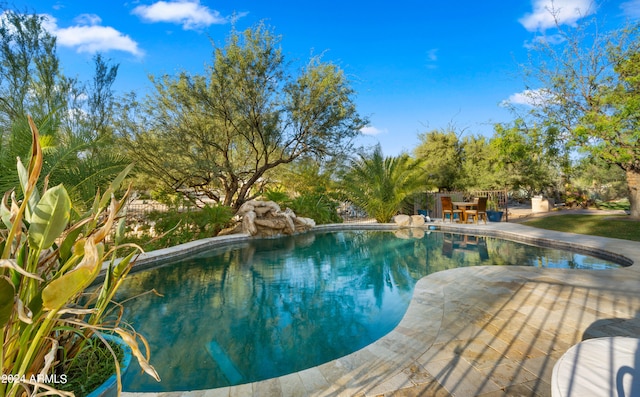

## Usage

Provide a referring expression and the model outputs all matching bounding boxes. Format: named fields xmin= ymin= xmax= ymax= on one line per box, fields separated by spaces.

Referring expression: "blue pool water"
xmin=116 ymin=230 xmax=622 ymax=392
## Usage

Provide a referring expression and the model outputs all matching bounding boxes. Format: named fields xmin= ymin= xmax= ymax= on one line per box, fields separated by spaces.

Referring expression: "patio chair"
xmin=465 ymin=197 xmax=488 ymax=224
xmin=440 ymin=196 xmax=462 ymax=223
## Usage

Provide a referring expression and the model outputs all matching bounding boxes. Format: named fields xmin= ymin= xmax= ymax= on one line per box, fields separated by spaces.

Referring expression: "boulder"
xmin=295 ymin=217 xmax=316 ymax=228
xmin=393 ymin=214 xmax=411 ymax=226
xmin=237 ymin=201 xmax=256 ymax=215
xmin=230 ymin=200 xmax=315 ymax=237
xmin=242 ymin=210 xmax=257 ymax=235
xmin=411 ymin=215 xmax=425 ymax=226
xmin=394 ymin=214 xmax=427 ymax=227
xmin=254 ymin=201 xmax=281 ymax=216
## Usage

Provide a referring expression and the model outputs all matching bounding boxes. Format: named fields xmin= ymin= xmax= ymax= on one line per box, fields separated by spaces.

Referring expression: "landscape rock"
xmin=242 ymin=210 xmax=257 ymax=235
xmin=393 ymin=214 xmax=411 ymax=226
xmin=223 ymin=200 xmax=315 ymax=237
xmin=393 ymin=214 xmax=427 ymax=227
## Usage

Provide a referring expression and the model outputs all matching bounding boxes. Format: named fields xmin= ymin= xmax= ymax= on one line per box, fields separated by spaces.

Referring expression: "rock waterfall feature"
xmin=222 ymin=200 xmax=316 ymax=237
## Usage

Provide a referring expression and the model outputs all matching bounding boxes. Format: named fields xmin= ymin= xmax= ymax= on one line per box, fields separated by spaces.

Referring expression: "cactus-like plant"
xmin=0 ymin=117 xmax=159 ymax=396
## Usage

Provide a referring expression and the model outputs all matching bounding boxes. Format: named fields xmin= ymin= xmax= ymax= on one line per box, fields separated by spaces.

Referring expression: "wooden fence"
xmin=419 ymin=189 xmax=509 ymax=222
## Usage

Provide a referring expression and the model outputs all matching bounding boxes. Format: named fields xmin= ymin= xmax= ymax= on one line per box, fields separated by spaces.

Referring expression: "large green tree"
xmin=413 ymin=127 xmax=502 ymax=191
xmin=0 ymin=10 xmax=66 ymax=129
xmin=491 ymin=119 xmax=566 ymax=197
xmin=524 ymin=18 xmax=640 ymax=216
xmin=459 ymin=134 xmax=501 ymax=190
xmin=0 ymin=9 xmax=127 ymax=208
xmin=117 ymin=24 xmax=365 ymax=210
xmin=340 ymin=145 xmax=424 ymax=223
xmin=413 ymin=128 xmax=463 ymax=191
xmin=573 ymin=154 xmax=627 ymax=202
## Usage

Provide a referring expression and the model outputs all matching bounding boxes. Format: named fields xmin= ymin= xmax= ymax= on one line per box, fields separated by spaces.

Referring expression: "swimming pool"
xmin=116 ymin=230 xmax=623 ymax=392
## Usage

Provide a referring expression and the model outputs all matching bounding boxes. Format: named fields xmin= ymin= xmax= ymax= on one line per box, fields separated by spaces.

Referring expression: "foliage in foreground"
xmin=522 ymin=214 xmax=640 ymax=242
xmin=0 ymin=119 xmax=159 ymax=396
xmin=56 ymin=339 xmax=123 ymax=397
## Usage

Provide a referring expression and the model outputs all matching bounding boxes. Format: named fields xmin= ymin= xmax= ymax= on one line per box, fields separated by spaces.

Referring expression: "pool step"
xmin=206 ymin=341 xmax=244 ymax=385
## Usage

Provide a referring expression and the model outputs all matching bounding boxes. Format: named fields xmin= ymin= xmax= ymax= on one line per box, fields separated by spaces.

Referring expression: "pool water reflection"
xmin=117 ymin=230 xmax=621 ymax=392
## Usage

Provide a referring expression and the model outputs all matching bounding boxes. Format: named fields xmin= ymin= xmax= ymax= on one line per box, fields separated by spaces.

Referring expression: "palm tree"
xmin=341 ymin=145 xmax=424 ymax=223
xmin=1 ymin=114 xmax=130 ymax=213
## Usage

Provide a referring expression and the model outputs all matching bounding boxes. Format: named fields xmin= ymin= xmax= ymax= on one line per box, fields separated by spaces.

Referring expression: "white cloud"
xmin=57 ymin=26 xmax=143 ymax=56
xmin=502 ymin=89 xmax=556 ymax=107
xmin=38 ymin=14 xmax=58 ymax=34
xmin=523 ymin=33 xmax=566 ymax=49
xmin=621 ymin=0 xmax=640 ymax=19
xmin=75 ymin=13 xmax=102 ymax=26
xmin=520 ymin=0 xmax=596 ymax=32
xmin=360 ymin=126 xmax=387 ymax=136
xmin=41 ymin=14 xmax=143 ymax=57
xmin=132 ymin=0 xmax=228 ymax=30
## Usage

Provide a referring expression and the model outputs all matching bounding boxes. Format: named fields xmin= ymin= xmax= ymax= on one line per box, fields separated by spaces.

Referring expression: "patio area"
xmin=122 ymin=221 xmax=640 ymax=397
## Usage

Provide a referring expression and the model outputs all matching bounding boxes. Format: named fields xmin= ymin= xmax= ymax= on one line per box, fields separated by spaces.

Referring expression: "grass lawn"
xmin=522 ymin=214 xmax=640 ymax=242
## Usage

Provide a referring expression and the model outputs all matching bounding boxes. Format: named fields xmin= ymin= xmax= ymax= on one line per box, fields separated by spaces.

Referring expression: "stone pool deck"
xmin=122 ymin=221 xmax=640 ymax=397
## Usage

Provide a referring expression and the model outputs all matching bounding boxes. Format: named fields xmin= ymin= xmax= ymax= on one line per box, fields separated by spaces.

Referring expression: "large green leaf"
xmin=96 ymin=163 xmax=133 ymax=211
xmin=0 ymin=276 xmax=15 ymax=327
xmin=109 ymin=163 xmax=134 ymax=193
xmin=28 ymin=184 xmax=71 ymax=251
xmin=41 ymin=267 xmax=92 ymax=311
xmin=113 ymin=250 xmax=137 ymax=280
xmin=59 ymin=222 xmax=87 ymax=263
xmin=42 ymin=238 xmax=101 ymax=311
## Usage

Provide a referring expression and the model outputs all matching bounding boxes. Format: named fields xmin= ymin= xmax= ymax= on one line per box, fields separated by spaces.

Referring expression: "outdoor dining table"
xmin=453 ymin=201 xmax=477 ymax=223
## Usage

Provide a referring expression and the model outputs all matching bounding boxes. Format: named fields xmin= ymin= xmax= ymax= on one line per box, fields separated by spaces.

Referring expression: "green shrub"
xmin=56 ymin=338 xmax=124 ymax=397
xmin=562 ymin=184 xmax=594 ymax=208
xmin=263 ymin=189 xmax=342 ymax=225
xmin=263 ymin=189 xmax=289 ymax=204
xmin=133 ymin=204 xmax=234 ymax=250
xmin=595 ymin=199 xmax=630 ymax=211
xmin=287 ymin=193 xmax=342 ymax=224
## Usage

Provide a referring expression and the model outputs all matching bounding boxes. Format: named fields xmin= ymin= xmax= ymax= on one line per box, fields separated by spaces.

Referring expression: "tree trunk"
xmin=626 ymin=168 xmax=640 ymax=218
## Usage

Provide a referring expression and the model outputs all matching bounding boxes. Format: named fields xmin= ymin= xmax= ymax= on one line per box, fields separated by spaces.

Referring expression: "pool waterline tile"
xmin=121 ymin=221 xmax=640 ymax=397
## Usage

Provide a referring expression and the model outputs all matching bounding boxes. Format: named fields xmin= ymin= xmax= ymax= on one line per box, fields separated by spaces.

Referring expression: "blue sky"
xmin=6 ymin=0 xmax=640 ymax=155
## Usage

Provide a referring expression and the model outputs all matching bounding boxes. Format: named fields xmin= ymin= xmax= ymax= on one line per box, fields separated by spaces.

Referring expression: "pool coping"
xmin=120 ymin=221 xmax=640 ymax=397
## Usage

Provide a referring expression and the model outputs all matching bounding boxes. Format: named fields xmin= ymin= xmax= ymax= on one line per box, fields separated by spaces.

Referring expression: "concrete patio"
xmin=122 ymin=221 xmax=640 ymax=397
